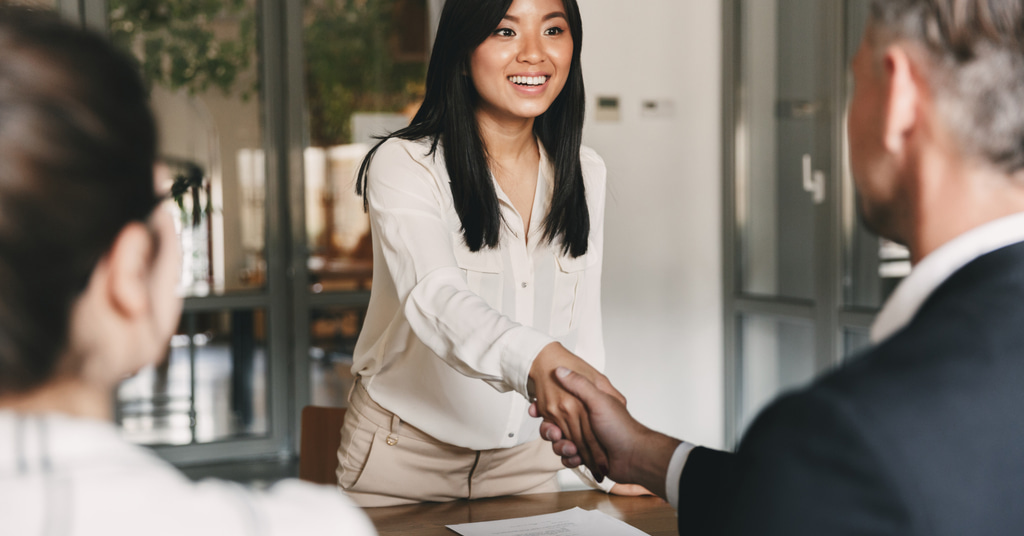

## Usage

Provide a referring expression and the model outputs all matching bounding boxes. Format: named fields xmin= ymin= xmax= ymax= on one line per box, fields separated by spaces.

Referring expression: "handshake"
xmin=527 ymin=343 xmax=682 ymax=500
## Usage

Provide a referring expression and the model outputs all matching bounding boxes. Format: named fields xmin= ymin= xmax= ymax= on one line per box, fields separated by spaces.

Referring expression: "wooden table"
xmin=364 ymin=490 xmax=678 ymax=535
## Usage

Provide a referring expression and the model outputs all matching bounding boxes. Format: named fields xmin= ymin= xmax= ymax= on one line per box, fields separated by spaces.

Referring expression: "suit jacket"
xmin=679 ymin=241 xmax=1024 ymax=535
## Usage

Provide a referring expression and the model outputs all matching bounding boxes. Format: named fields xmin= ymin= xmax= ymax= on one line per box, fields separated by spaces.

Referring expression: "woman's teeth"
xmin=509 ymin=75 xmax=547 ymax=87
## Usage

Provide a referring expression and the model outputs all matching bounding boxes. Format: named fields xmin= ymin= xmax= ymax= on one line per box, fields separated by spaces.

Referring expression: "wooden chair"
xmin=299 ymin=405 xmax=348 ymax=485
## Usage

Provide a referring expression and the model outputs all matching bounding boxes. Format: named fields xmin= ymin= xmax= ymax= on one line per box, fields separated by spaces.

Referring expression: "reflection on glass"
xmin=843 ymin=327 xmax=872 ymax=360
xmin=309 ymin=306 xmax=369 ymax=408
xmin=738 ymin=314 xmax=816 ymax=434
xmin=841 ymin=0 xmax=908 ymax=309
xmin=117 ymin=309 xmax=269 ymax=446
xmin=303 ymin=0 xmax=428 ymax=292
xmin=736 ymin=0 xmax=829 ymax=301
xmin=109 ymin=0 xmax=265 ymax=296
xmin=844 ymin=197 xmax=910 ymax=308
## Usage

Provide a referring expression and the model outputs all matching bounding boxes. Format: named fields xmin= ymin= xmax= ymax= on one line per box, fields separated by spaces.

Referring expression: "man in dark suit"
xmin=537 ymin=0 xmax=1024 ymax=534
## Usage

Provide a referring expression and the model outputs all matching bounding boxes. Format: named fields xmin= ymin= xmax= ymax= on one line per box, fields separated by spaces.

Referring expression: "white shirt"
xmin=869 ymin=212 xmax=1024 ymax=344
xmin=664 ymin=212 xmax=1024 ymax=509
xmin=353 ymin=137 xmax=606 ymax=452
xmin=0 ymin=411 xmax=376 ymax=536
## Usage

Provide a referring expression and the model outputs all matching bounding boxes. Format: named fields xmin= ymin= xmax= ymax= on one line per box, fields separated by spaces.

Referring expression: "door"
xmin=724 ymin=0 xmax=840 ymax=443
xmin=723 ymin=0 xmax=907 ymax=446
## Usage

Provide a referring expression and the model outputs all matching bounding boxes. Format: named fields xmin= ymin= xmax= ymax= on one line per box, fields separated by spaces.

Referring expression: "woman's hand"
xmin=527 ymin=342 xmax=625 ymax=481
xmin=610 ymin=483 xmax=656 ymax=497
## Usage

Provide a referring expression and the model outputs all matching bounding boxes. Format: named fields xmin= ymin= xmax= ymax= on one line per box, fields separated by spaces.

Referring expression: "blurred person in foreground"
xmin=0 ymin=8 xmax=375 ymax=535
xmin=539 ymin=0 xmax=1024 ymax=534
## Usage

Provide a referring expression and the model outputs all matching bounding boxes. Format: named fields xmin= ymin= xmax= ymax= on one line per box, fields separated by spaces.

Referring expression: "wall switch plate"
xmin=595 ymin=96 xmax=621 ymax=122
xmin=641 ymin=99 xmax=676 ymax=119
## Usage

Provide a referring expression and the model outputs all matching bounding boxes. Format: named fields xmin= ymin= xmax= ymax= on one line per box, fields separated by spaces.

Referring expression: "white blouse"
xmin=0 ymin=411 xmax=376 ymax=536
xmin=354 ymin=137 xmax=606 ymax=452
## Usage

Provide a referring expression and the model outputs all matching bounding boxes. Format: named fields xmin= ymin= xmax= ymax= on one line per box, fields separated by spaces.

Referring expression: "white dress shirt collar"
xmin=870 ymin=212 xmax=1024 ymax=344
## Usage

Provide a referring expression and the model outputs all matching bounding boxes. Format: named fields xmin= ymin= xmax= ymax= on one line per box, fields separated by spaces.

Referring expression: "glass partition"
xmin=843 ymin=327 xmax=872 ymax=360
xmin=302 ymin=0 xmax=427 ymax=294
xmin=738 ymin=314 xmax=816 ymax=435
xmin=109 ymin=0 xmax=265 ymax=297
xmin=117 ymin=309 xmax=269 ymax=445
xmin=736 ymin=0 xmax=832 ymax=301
xmin=309 ymin=305 xmax=369 ymax=407
xmin=108 ymin=0 xmax=275 ymax=449
xmin=725 ymin=0 xmax=895 ymax=448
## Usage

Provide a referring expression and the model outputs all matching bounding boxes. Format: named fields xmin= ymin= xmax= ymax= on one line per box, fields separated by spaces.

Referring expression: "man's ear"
xmin=882 ymin=45 xmax=921 ymax=155
xmin=101 ymin=222 xmax=155 ymax=319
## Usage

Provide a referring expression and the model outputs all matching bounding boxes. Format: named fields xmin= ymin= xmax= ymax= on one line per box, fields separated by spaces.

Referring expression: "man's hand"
xmin=537 ymin=367 xmax=682 ymax=500
xmin=528 ymin=343 xmax=625 ymax=482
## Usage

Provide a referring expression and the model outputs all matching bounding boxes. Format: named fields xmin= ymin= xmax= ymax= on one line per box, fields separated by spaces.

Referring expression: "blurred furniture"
xmin=298 ymin=405 xmax=347 ymax=485
xmin=309 ymin=257 xmax=374 ymax=292
xmin=230 ymin=310 xmax=256 ymax=430
xmin=364 ymin=490 xmax=678 ymax=535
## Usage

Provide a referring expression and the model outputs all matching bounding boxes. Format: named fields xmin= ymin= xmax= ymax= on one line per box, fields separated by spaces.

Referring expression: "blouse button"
xmin=521 ymin=282 xmax=528 ymax=288
xmin=508 ymin=432 xmax=515 ymax=438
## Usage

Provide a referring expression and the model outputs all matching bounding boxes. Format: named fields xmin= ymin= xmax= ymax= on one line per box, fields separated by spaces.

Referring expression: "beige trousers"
xmin=337 ymin=383 xmax=563 ymax=507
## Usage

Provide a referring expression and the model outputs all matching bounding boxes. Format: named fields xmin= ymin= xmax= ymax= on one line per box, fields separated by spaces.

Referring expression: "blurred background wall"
xmin=579 ymin=0 xmax=724 ymax=449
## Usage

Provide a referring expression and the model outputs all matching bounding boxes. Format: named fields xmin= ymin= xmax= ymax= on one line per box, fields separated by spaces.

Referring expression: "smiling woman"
xmin=470 ymin=0 xmax=574 ymax=129
xmin=335 ymin=0 xmax=640 ymax=507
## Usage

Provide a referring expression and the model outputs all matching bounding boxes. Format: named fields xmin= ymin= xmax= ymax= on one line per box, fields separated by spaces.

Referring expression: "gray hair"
xmin=870 ymin=0 xmax=1024 ymax=172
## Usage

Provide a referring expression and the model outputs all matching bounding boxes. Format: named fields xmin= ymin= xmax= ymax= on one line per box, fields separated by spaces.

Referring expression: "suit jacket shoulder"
xmin=679 ymin=241 xmax=1024 ymax=536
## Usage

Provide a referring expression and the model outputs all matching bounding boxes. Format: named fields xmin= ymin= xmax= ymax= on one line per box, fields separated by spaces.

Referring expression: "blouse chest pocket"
xmin=550 ymin=250 xmax=593 ymax=337
xmin=451 ymin=234 xmax=504 ymax=311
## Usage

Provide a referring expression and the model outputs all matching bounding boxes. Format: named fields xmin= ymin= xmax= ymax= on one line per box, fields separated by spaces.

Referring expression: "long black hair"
xmin=356 ymin=0 xmax=589 ymax=257
xmin=0 ymin=7 xmax=158 ymax=394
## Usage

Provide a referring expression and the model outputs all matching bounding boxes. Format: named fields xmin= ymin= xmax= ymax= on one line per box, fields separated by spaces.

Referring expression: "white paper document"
xmin=445 ymin=507 xmax=651 ymax=536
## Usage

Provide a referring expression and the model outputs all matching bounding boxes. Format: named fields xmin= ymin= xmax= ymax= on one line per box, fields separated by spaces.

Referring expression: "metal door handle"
xmin=801 ymin=154 xmax=826 ymax=205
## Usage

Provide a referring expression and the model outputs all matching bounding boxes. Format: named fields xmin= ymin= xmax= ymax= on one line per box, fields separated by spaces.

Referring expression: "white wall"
xmin=580 ymin=0 xmax=724 ymax=449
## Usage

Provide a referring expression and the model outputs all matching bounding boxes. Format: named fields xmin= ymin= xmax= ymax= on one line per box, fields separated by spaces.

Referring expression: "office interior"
xmin=3 ymin=0 xmax=905 ymax=488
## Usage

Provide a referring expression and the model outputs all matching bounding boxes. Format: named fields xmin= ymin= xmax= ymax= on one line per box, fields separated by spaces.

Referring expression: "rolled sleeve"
xmin=497 ymin=326 xmax=554 ymax=397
